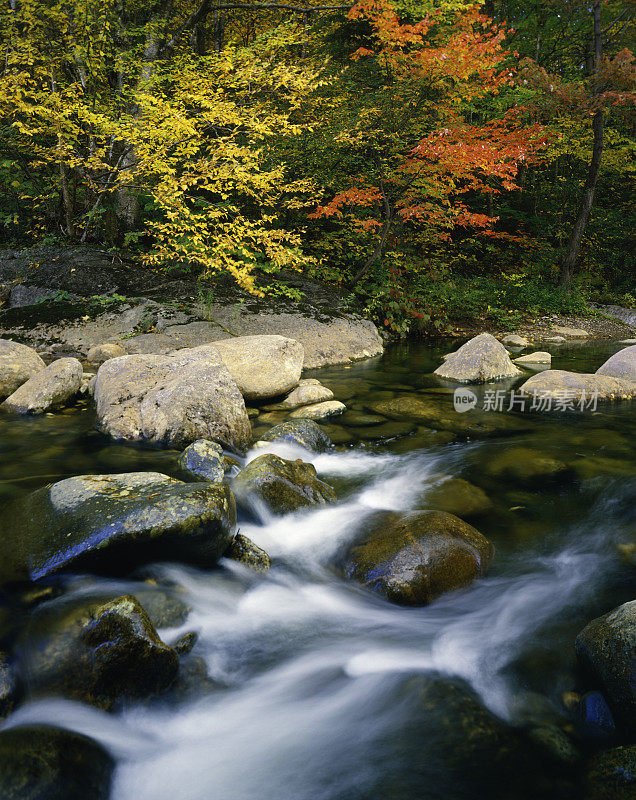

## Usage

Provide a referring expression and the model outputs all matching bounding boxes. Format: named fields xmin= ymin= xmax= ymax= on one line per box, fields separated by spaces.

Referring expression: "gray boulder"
xmin=434 ymin=333 xmax=522 ymax=383
xmin=289 ymin=399 xmax=346 ymax=420
xmin=86 ymin=342 xmax=127 ymax=364
xmin=0 ymin=339 xmax=45 ymax=398
xmin=93 ymin=349 xmax=250 ymax=451
xmin=0 ymin=472 xmax=236 ymax=584
xmin=1 ymin=357 xmax=82 ymax=414
xmin=519 ymin=370 xmax=636 ymax=402
xmin=277 ymin=380 xmax=334 ymax=409
xmin=23 ymin=595 xmax=179 ymax=709
xmin=343 ymin=510 xmax=494 ymax=605
xmin=596 ymin=345 xmax=636 ymax=382
xmin=502 ymin=334 xmax=530 ymax=347
xmin=232 ymin=453 xmax=336 ymax=515
xmin=256 ymin=419 xmax=332 ymax=453
xmin=0 ymin=725 xmax=114 ymax=800
xmin=194 ymin=335 xmax=304 ymax=400
xmin=552 ymin=325 xmax=588 ymax=338
xmin=515 ymin=351 xmax=551 ymax=365
xmin=575 ymin=600 xmax=636 ymax=737
xmin=178 ymin=439 xmax=225 ymax=483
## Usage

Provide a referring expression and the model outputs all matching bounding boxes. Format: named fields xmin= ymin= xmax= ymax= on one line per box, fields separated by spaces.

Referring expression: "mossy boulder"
xmin=0 ymin=725 xmax=114 ymax=800
xmin=256 ymin=419 xmax=332 ymax=453
xmin=575 ymin=600 xmax=636 ymax=737
xmin=343 ymin=510 xmax=494 ymax=605
xmin=483 ymin=447 xmax=573 ymax=487
xmin=584 ymin=746 xmax=636 ymax=800
xmin=0 ymin=472 xmax=236 ymax=584
xmin=22 ymin=594 xmax=179 ymax=709
xmin=232 ymin=453 xmax=336 ymax=515
xmin=177 ymin=439 xmax=225 ymax=483
xmin=422 ymin=477 xmax=493 ymax=517
xmin=225 ymin=533 xmax=271 ymax=572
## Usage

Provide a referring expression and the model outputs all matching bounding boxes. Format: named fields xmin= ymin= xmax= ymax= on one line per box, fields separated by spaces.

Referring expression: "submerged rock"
xmin=256 ymin=419 xmax=332 ymax=453
xmin=423 ymin=477 xmax=493 ymax=517
xmin=519 ymin=370 xmax=636 ymax=402
xmin=596 ymin=344 xmax=636 ymax=383
xmin=575 ymin=600 xmax=636 ymax=737
xmin=23 ymin=595 xmax=179 ymax=709
xmin=1 ymin=357 xmax=82 ymax=414
xmin=0 ymin=472 xmax=236 ymax=584
xmin=434 ymin=333 xmax=522 ymax=383
xmin=93 ymin=349 xmax=250 ymax=451
xmin=584 ymin=745 xmax=636 ymax=800
xmin=0 ymin=339 xmax=45 ymax=399
xmin=289 ymin=399 xmax=346 ymax=420
xmin=483 ymin=447 xmax=572 ymax=487
xmin=343 ymin=510 xmax=494 ymax=606
xmin=178 ymin=439 xmax=225 ymax=483
xmin=0 ymin=725 xmax=114 ymax=800
xmin=197 ymin=335 xmax=304 ymax=400
xmin=232 ymin=453 xmax=336 ymax=515
xmin=225 ymin=533 xmax=271 ymax=572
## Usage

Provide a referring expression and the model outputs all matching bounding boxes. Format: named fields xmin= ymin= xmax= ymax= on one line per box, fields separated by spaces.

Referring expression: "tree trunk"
xmin=559 ymin=1 xmax=603 ymax=288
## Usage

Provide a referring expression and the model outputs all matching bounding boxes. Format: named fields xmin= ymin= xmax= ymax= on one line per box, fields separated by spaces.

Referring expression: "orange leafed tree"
xmin=309 ymin=0 xmax=548 ymax=284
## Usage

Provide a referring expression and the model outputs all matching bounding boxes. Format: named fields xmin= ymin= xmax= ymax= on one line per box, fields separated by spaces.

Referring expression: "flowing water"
xmin=1 ymin=340 xmax=634 ymax=799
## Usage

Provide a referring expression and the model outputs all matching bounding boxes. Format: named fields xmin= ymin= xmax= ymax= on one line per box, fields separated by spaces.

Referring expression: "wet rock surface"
xmin=0 ymin=472 xmax=236 ymax=583
xmin=256 ymin=419 xmax=332 ymax=453
xmin=0 ymin=724 xmax=114 ymax=800
xmin=343 ymin=510 xmax=494 ymax=605
xmin=232 ymin=453 xmax=336 ymax=515
xmin=22 ymin=594 xmax=179 ymax=709
xmin=225 ymin=533 xmax=271 ymax=572
xmin=177 ymin=439 xmax=225 ymax=483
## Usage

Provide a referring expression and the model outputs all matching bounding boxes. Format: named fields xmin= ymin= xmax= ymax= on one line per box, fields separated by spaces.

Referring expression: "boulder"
xmin=232 ymin=453 xmax=336 ymax=515
xmin=483 ymin=447 xmax=572 ymax=487
xmin=596 ymin=345 xmax=636 ymax=382
xmin=519 ymin=370 xmax=636 ymax=402
xmin=256 ymin=419 xmax=332 ymax=453
xmin=0 ymin=472 xmax=236 ymax=584
xmin=93 ymin=349 xmax=250 ymax=451
xmin=575 ymin=600 xmax=636 ymax=737
xmin=195 ymin=335 xmax=304 ymax=400
xmin=289 ymin=400 xmax=346 ymax=420
xmin=544 ymin=335 xmax=566 ymax=343
xmin=277 ymin=380 xmax=334 ymax=409
xmin=0 ymin=725 xmax=114 ymax=800
xmin=343 ymin=510 xmax=494 ymax=605
xmin=0 ymin=654 xmax=17 ymax=719
xmin=434 ymin=333 xmax=522 ymax=383
xmin=502 ymin=334 xmax=530 ymax=347
xmin=423 ymin=477 xmax=493 ymax=517
xmin=1 ymin=357 xmax=82 ymax=414
xmin=0 ymin=339 xmax=45 ymax=399
xmin=515 ymin=351 xmax=552 ymax=365
xmin=177 ymin=439 xmax=225 ymax=483
xmin=584 ymin=746 xmax=636 ymax=800
xmin=225 ymin=533 xmax=271 ymax=572
xmin=551 ymin=325 xmax=589 ymax=338
xmin=22 ymin=595 xmax=179 ymax=709
xmin=576 ymin=691 xmax=616 ymax=741
xmin=86 ymin=342 xmax=126 ymax=364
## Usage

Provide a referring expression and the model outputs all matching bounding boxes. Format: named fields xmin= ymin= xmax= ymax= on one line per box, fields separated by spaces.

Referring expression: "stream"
xmin=1 ymin=339 xmax=634 ymax=799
